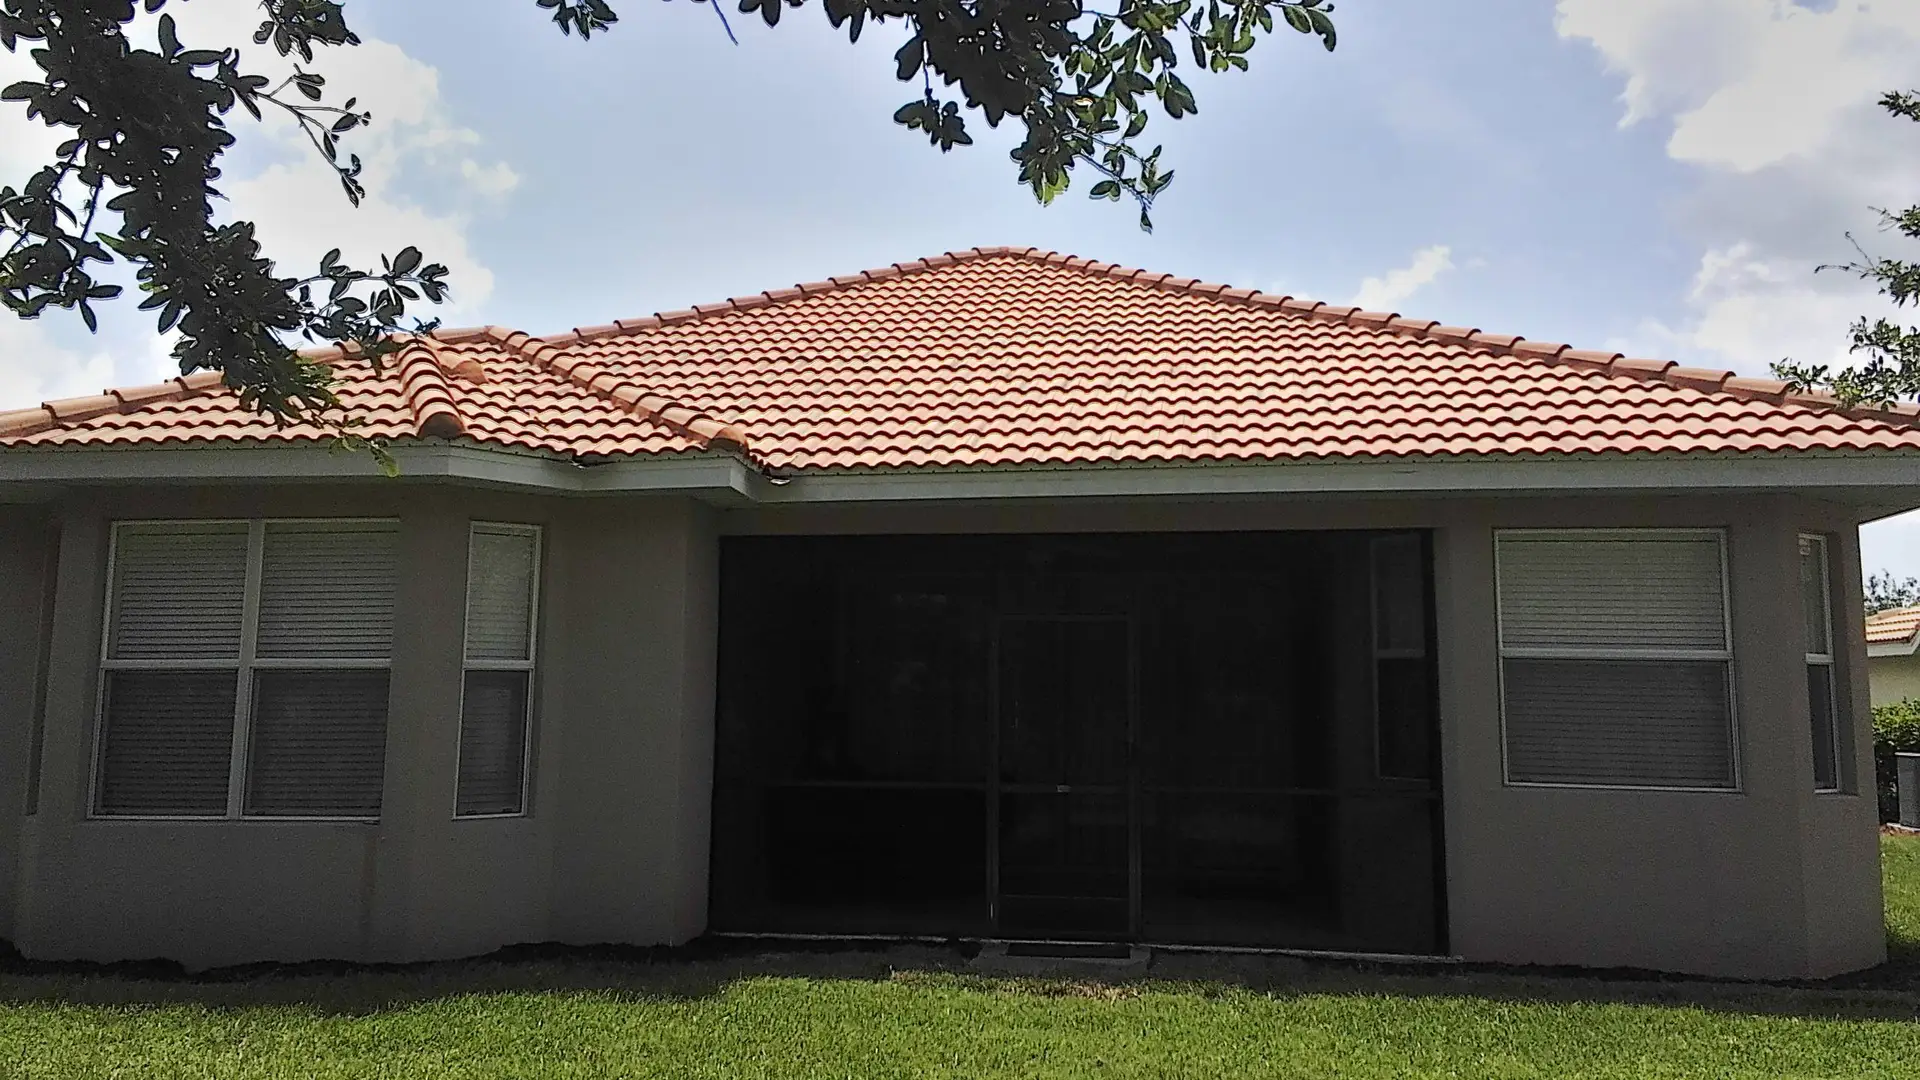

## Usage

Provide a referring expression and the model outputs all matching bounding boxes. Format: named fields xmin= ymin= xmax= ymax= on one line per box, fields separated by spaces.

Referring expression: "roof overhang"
xmin=1869 ymin=639 xmax=1920 ymax=658
xmin=4 ymin=444 xmax=1920 ymax=515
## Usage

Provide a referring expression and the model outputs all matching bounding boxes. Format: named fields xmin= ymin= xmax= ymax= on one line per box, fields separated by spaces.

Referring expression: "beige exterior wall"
xmin=0 ymin=483 xmax=1887 ymax=977
xmin=4 ymin=486 xmax=717 ymax=969
xmin=1868 ymin=651 xmax=1920 ymax=707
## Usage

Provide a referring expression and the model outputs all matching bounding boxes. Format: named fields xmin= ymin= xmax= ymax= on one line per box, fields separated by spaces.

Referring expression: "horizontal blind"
xmin=108 ymin=523 xmax=249 ymax=660
xmin=1503 ymin=658 xmax=1735 ymax=787
xmin=1498 ymin=534 xmax=1726 ymax=652
xmin=97 ymin=670 xmax=237 ymax=815
xmin=256 ymin=521 xmax=399 ymax=660
xmin=457 ymin=670 xmax=530 ymax=816
xmin=465 ymin=527 xmax=538 ymax=663
xmin=244 ymin=670 xmax=390 ymax=817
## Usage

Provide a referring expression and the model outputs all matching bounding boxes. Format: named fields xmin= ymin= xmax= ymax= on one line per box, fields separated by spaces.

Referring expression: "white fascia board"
xmin=1869 ymin=640 xmax=1920 ymax=658
xmin=757 ymin=453 xmax=1920 ymax=506
xmin=0 ymin=444 xmax=762 ymax=502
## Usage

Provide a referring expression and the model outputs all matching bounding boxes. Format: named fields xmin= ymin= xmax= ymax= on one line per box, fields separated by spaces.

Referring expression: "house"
xmin=1867 ymin=607 xmax=1920 ymax=706
xmin=0 ymin=246 xmax=1911 ymax=979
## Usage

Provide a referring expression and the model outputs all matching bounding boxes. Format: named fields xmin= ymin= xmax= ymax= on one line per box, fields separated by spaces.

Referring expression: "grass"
xmin=1886 ymin=831 xmax=1920 ymax=960
xmin=1 ymin=838 xmax=1918 ymax=1079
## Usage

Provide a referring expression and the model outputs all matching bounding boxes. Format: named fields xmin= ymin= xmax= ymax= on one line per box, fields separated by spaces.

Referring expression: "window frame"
xmin=452 ymin=521 xmax=542 ymax=820
xmin=1799 ymin=533 xmax=1844 ymax=793
xmin=90 ymin=518 xmax=398 ymax=823
xmin=1370 ymin=531 xmax=1434 ymax=782
xmin=1492 ymin=526 xmax=1741 ymax=794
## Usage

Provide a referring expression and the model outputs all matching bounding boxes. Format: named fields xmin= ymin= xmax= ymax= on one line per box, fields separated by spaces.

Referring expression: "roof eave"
xmin=6 ymin=444 xmax=1920 ymax=511
xmin=749 ymin=450 xmax=1920 ymax=509
xmin=0 ymin=442 xmax=765 ymax=505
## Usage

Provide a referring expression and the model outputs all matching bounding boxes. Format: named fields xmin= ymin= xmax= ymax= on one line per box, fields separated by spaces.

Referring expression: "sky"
xmin=3 ymin=0 xmax=1920 ymax=573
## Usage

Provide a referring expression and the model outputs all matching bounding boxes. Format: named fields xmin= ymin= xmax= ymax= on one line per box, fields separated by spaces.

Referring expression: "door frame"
xmin=987 ymin=612 xmax=1140 ymax=940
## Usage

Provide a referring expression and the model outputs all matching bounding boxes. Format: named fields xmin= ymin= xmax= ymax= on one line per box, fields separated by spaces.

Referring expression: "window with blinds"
xmin=1800 ymin=534 xmax=1843 ymax=792
xmin=456 ymin=523 xmax=540 ymax=817
xmin=95 ymin=520 xmax=398 ymax=819
xmin=1494 ymin=530 xmax=1737 ymax=790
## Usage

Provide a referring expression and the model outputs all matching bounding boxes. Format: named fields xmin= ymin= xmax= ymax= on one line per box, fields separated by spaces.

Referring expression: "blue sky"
xmin=4 ymin=0 xmax=1920 ymax=572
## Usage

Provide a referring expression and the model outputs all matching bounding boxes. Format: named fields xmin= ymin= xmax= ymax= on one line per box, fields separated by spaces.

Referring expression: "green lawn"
xmin=1 ymin=839 xmax=1918 ymax=1079
xmin=1886 ymin=831 xmax=1920 ymax=959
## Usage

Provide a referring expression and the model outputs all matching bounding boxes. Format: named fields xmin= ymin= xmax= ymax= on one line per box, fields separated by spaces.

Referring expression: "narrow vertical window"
xmin=457 ymin=523 xmax=540 ymax=817
xmin=1372 ymin=533 xmax=1432 ymax=780
xmin=1800 ymin=534 xmax=1842 ymax=792
xmin=25 ymin=523 xmax=60 ymax=815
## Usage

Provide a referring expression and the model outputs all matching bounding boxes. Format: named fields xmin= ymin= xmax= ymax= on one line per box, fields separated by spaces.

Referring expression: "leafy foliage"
xmin=1875 ymin=698 xmax=1920 ymax=822
xmin=1 ymin=0 xmax=1337 ymax=428
xmin=1775 ymin=90 xmax=1920 ymax=406
xmin=1869 ymin=570 xmax=1920 ymax=615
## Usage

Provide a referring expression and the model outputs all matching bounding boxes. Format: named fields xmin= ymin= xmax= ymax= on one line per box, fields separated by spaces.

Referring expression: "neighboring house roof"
xmin=1868 ymin=606 xmax=1920 ymax=657
xmin=7 ymin=245 xmax=1920 ymax=473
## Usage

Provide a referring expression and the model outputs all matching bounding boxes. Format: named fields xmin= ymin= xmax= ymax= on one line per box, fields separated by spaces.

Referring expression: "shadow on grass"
xmin=3 ymin=936 xmax=1920 ymax=1023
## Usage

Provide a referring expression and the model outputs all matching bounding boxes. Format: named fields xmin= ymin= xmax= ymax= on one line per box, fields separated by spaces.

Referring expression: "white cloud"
xmin=0 ymin=1 xmax=517 ymax=408
xmin=0 ymin=317 xmax=115 ymax=408
xmin=160 ymin=1 xmax=516 ymax=318
xmin=1557 ymin=0 xmax=1920 ymax=378
xmin=1558 ymin=0 xmax=1920 ymax=576
xmin=1557 ymin=0 xmax=1920 ymax=172
xmin=1610 ymin=242 xmax=1899 ymax=374
xmin=1350 ymin=246 xmax=1455 ymax=311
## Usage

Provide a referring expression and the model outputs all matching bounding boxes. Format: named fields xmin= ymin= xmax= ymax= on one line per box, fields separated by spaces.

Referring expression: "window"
xmin=456 ymin=523 xmax=540 ymax=817
xmin=1372 ymin=533 xmax=1433 ymax=780
xmin=1495 ymin=530 xmax=1736 ymax=790
xmin=1800 ymin=534 xmax=1843 ymax=792
xmin=25 ymin=523 xmax=59 ymax=816
xmin=95 ymin=520 xmax=397 ymax=819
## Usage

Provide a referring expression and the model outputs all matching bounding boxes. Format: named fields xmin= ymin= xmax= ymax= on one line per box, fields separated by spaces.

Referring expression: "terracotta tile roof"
xmin=1868 ymin=606 xmax=1920 ymax=649
xmin=7 ymin=245 xmax=1920 ymax=471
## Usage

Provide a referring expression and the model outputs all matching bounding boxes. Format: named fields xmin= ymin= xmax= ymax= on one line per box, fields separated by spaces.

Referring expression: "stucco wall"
xmin=0 ymin=484 xmax=1887 ymax=977
xmin=4 ymin=486 xmax=717 ymax=969
xmin=1869 ymin=652 xmax=1920 ymax=707
xmin=0 ymin=512 xmax=54 ymax=945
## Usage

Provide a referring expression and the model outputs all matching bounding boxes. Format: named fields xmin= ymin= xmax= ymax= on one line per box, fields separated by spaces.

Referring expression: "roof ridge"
xmin=393 ymin=338 xmax=465 ymax=439
xmin=531 ymin=245 xmax=1033 ymax=349
xmin=475 ymin=325 xmax=759 ymax=462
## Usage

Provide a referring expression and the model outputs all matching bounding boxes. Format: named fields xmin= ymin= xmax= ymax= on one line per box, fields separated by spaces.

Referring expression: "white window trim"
xmin=452 ymin=521 xmax=542 ymax=820
xmin=1492 ymin=527 xmax=1741 ymax=794
xmin=1370 ymin=532 xmax=1432 ymax=781
xmin=90 ymin=518 xmax=397 ymax=823
xmin=1801 ymin=533 xmax=1843 ymax=794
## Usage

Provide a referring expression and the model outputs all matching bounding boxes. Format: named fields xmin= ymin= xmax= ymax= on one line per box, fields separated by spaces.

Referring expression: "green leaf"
xmin=1308 ymin=8 xmax=1338 ymax=49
